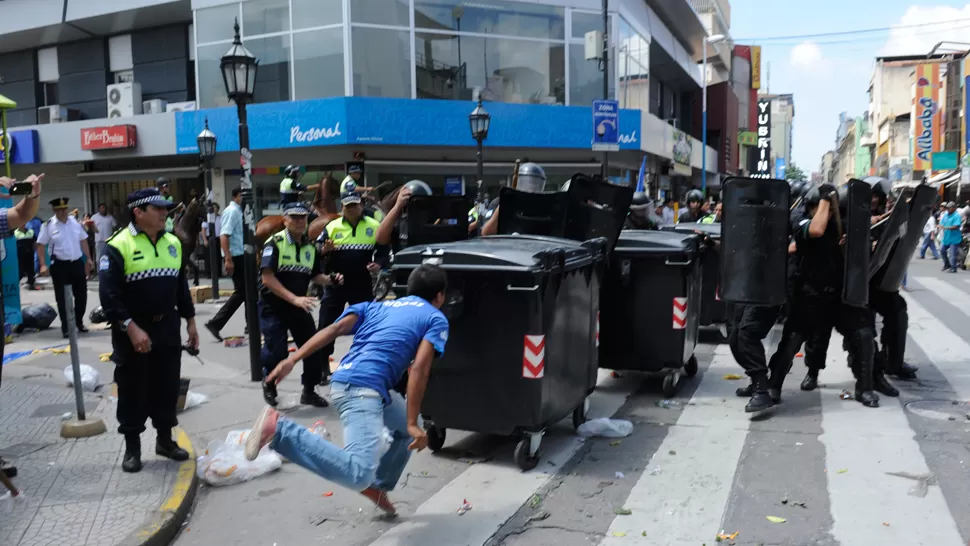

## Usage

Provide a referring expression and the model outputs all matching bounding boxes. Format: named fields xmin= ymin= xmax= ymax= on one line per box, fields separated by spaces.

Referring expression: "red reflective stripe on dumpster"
xmin=673 ymin=297 xmax=688 ymax=329
xmin=523 ymin=335 xmax=546 ymax=379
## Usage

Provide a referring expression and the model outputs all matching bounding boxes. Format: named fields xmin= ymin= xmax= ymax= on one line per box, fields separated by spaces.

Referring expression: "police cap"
xmin=128 ymin=188 xmax=175 ymax=209
xmin=283 ymin=202 xmax=311 ymax=216
xmin=49 ymin=197 xmax=69 ymax=209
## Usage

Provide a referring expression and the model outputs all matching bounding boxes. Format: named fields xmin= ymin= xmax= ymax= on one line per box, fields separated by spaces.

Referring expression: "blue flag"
xmin=635 ymin=156 xmax=646 ymax=193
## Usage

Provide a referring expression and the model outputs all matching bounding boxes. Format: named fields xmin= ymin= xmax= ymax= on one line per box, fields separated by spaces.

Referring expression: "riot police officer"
xmin=768 ymin=184 xmax=880 ymax=408
xmin=98 ymin=188 xmax=199 ymax=473
xmin=259 ymin=203 xmax=340 ymax=407
xmin=376 ymin=180 xmax=433 ymax=251
xmin=679 ymin=189 xmax=705 ymax=223
xmin=319 ymin=192 xmax=383 ymax=383
xmin=624 ymin=192 xmax=659 ymax=230
xmin=480 ymin=162 xmax=547 ymax=236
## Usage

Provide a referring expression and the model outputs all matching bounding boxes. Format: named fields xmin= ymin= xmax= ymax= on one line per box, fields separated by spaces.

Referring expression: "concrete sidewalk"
xmin=0 ymin=355 xmax=197 ymax=546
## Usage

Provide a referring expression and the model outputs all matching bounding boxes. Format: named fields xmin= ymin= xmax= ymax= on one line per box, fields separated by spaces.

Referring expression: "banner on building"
xmin=751 ymin=46 xmax=762 ymax=90
xmin=912 ymin=62 xmax=940 ymax=172
xmin=671 ymin=128 xmax=692 ymax=176
xmin=751 ymin=99 xmax=772 ymax=178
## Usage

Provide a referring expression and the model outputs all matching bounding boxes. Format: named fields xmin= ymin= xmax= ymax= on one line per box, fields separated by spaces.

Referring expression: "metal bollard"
xmin=63 ymin=285 xmax=86 ymax=421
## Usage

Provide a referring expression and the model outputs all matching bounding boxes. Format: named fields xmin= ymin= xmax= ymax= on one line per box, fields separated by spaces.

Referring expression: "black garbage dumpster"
xmin=600 ymin=230 xmax=702 ymax=397
xmin=391 ymin=235 xmax=605 ymax=470
xmin=662 ymin=222 xmax=726 ymax=334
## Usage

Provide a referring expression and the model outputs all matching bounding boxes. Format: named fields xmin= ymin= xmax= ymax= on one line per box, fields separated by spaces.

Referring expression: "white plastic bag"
xmin=196 ymin=429 xmax=282 ymax=487
xmin=576 ymin=418 xmax=634 ymax=438
xmin=63 ymin=364 xmax=101 ymax=392
xmin=181 ymin=391 xmax=209 ymax=411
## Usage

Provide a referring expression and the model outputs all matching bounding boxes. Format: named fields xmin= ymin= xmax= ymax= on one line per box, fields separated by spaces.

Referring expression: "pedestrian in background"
xmin=940 ymin=201 xmax=962 ymax=273
xmin=37 ymin=197 xmax=93 ymax=338
xmin=91 ymin=202 xmax=116 ymax=259
xmin=205 ymin=188 xmax=245 ymax=340
xmin=920 ymin=212 xmax=939 ymax=260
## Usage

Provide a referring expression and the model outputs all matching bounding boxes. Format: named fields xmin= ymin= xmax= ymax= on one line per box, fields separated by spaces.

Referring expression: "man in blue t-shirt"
xmin=243 ymin=264 xmax=449 ymax=515
xmin=940 ymin=201 xmax=963 ymax=273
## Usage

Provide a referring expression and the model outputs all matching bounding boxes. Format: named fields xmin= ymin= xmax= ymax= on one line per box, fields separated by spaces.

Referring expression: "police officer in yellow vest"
xmin=98 ymin=188 xmax=199 ymax=473
xmin=317 ymin=191 xmax=383 ymax=382
xmin=700 ymin=201 xmax=722 ymax=224
xmin=259 ymin=202 xmax=341 ymax=408
xmin=15 ymin=225 xmax=36 ymax=289
xmin=279 ymin=165 xmax=309 ymax=208
xmin=156 ymin=177 xmax=179 ymax=232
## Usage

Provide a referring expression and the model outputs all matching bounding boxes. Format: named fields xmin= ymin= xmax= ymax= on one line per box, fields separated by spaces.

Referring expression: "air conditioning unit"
xmin=38 ymin=105 xmax=69 ymax=124
xmin=167 ymin=101 xmax=197 ymax=113
xmin=107 ymin=82 xmax=143 ymax=118
xmin=142 ymin=99 xmax=168 ymax=114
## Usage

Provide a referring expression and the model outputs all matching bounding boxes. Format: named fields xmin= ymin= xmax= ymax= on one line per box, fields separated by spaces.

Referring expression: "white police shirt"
xmin=37 ymin=216 xmax=87 ymax=261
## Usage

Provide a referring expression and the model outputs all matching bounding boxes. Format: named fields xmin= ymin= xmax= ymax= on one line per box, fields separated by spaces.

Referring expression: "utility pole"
xmin=601 ymin=0 xmax=609 ymax=180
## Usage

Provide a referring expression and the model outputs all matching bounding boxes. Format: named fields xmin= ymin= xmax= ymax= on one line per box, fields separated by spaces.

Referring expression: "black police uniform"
xmin=259 ymin=228 xmax=329 ymax=405
xmin=678 ymin=208 xmax=703 ymax=223
xmin=623 ymin=214 xmax=657 ymax=230
xmin=99 ymin=191 xmax=195 ymax=472
xmin=317 ymin=214 xmax=382 ymax=379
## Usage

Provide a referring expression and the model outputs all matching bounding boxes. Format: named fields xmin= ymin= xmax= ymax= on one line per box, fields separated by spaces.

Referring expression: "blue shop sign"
xmin=175 ymin=98 xmax=641 ymax=154
xmin=0 ymin=130 xmax=40 ymax=164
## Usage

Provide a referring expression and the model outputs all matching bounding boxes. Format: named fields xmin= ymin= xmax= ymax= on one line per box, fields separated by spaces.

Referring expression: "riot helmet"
xmin=284 ymin=165 xmax=301 ymax=179
xmin=630 ymin=191 xmax=651 ymax=209
xmin=403 ymin=179 xmax=433 ymax=197
xmin=517 ymin=162 xmax=547 ymax=193
xmin=862 ymin=176 xmax=891 ymax=200
xmin=804 ymin=184 xmax=821 ymax=208
xmin=89 ymin=306 xmax=107 ymax=324
xmin=790 ymin=181 xmax=806 ymax=200
xmin=686 ymin=189 xmax=704 ymax=204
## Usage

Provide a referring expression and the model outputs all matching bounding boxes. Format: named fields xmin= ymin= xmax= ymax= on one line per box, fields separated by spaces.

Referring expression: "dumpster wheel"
xmin=514 ymin=438 xmax=540 ymax=471
xmin=426 ymin=425 xmax=446 ymax=452
xmin=662 ymin=372 xmax=680 ymax=398
xmin=684 ymin=355 xmax=699 ymax=378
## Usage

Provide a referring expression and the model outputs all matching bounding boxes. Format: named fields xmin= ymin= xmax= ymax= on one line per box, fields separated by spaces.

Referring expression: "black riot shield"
xmin=564 ymin=173 xmax=633 ymax=250
xmin=869 ymin=197 xmax=910 ymax=279
xmin=720 ymin=176 xmax=790 ymax=306
xmin=405 ymin=195 xmax=473 ymax=246
xmin=874 ymin=185 xmax=936 ymax=291
xmin=842 ymin=179 xmax=871 ymax=307
xmin=496 ymin=187 xmax=569 ymax=237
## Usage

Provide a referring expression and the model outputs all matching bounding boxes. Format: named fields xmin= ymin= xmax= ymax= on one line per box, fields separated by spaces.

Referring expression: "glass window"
xmin=568 ymin=44 xmax=612 ymax=107
xmin=571 ymin=11 xmax=610 ymax=40
xmin=243 ymin=0 xmax=289 ymax=37
xmin=196 ymin=4 xmax=239 ymax=44
xmin=352 ymin=27 xmax=411 ymax=98
xmin=197 ymin=43 xmax=230 ymax=108
xmin=293 ymin=28 xmax=344 ymax=100
xmin=416 ymin=32 xmax=565 ymax=104
xmin=352 ymin=0 xmax=409 ymax=27
xmin=248 ymin=35 xmax=292 ymax=103
xmin=293 ymin=0 xmax=342 ymax=29
xmin=415 ymin=0 xmax=564 ymax=40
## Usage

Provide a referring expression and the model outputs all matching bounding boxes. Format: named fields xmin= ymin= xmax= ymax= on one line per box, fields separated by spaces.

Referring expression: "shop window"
xmin=292 ymin=0 xmax=342 ymax=29
xmin=415 ymin=0 xmax=564 ymax=41
xmin=195 ymin=3 xmax=240 ymax=44
xmin=293 ymin=28 xmax=345 ymax=100
xmin=568 ymin=44 xmax=611 ymax=106
xmin=352 ymin=27 xmax=411 ymax=99
xmin=352 ymin=0 xmax=409 ymax=27
xmin=248 ymin=35 xmax=292 ymax=104
xmin=416 ymin=33 xmax=564 ymax=104
xmin=243 ymin=0 xmax=289 ymax=37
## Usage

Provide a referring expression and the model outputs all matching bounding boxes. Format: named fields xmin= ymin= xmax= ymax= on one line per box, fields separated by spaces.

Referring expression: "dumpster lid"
xmin=662 ymin=222 xmax=721 ymax=239
xmin=564 ymin=173 xmax=634 ymax=251
xmin=392 ymin=234 xmax=592 ymax=272
xmin=496 ymin=188 xmax=569 ymax=238
xmin=405 ymin=195 xmax=473 ymax=246
xmin=615 ymin=230 xmax=699 ymax=255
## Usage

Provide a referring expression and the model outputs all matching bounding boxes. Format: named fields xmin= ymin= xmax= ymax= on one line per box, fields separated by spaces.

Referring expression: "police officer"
xmin=260 ymin=203 xmax=340 ymax=407
xmin=340 ymin=163 xmax=374 ymax=197
xmin=155 ymin=177 xmax=180 ymax=233
xmin=98 ymin=188 xmax=199 ymax=473
xmin=700 ymin=201 xmax=722 ymax=224
xmin=319 ymin=192 xmax=383 ymax=383
xmin=679 ymin=190 xmax=705 ymax=223
xmin=37 ymin=197 xmax=93 ymax=338
xmin=767 ymin=184 xmax=880 ymax=408
xmin=625 ymin=192 xmax=660 ymax=230
xmin=376 ymin=180 xmax=433 ymax=251
xmin=279 ymin=165 xmax=308 ymax=208
xmin=15 ymin=224 xmax=36 ymax=290
xmin=480 ymin=163 xmax=547 ymax=236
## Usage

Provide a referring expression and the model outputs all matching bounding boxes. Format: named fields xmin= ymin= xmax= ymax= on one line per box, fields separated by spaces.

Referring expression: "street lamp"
xmin=220 ymin=19 xmax=262 ymax=382
xmin=469 ymin=97 xmax=490 ymax=206
xmin=196 ymin=118 xmax=219 ymax=298
xmin=702 ymin=33 xmax=725 ymax=195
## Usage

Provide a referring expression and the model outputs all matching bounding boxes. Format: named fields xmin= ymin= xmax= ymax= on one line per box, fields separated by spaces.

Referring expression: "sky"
xmin=729 ymin=0 xmax=970 ymax=174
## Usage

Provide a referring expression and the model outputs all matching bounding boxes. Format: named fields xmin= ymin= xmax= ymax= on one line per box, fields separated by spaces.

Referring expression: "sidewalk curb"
xmin=118 ymin=427 xmax=198 ymax=546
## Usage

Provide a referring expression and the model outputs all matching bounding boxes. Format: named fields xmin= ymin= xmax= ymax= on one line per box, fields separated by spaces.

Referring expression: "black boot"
xmin=301 ymin=388 xmax=329 ymax=408
xmin=800 ymin=370 xmax=819 ymax=391
xmin=766 ymin=332 xmax=803 ymax=405
xmin=122 ymin=435 xmax=142 ymax=473
xmin=850 ymin=331 xmax=880 ymax=408
xmin=262 ymin=380 xmax=278 ymax=407
xmin=886 ymin=360 xmax=918 ymax=379
xmin=745 ymin=373 xmax=775 ymax=413
xmin=873 ymin=371 xmax=899 ymax=397
xmin=735 ymin=382 xmax=754 ymax=397
xmin=156 ymin=431 xmax=189 ymax=461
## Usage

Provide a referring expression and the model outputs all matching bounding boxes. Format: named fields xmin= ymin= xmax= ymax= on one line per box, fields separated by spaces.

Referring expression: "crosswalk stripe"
xmin=599 ymin=344 xmax=749 ymax=544
xmin=818 ymin=334 xmax=964 ymax=545
xmin=904 ymin=292 xmax=970 ymax=401
xmin=913 ymin=276 xmax=970 ymax=319
xmin=371 ymin=369 xmax=641 ymax=546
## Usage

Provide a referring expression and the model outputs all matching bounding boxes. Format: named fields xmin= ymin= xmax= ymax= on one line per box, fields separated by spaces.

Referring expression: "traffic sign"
xmin=591 ymin=99 xmax=619 ymax=152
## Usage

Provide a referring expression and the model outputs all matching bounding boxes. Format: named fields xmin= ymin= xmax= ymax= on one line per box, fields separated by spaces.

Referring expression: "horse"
xmin=174 ymin=198 xmax=205 ymax=282
xmin=255 ymin=175 xmax=341 ymax=245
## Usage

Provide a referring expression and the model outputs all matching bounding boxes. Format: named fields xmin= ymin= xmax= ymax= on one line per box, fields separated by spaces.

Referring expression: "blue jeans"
xmin=943 ymin=243 xmax=961 ymax=271
xmin=269 ymin=382 xmax=411 ymax=492
xmin=920 ymin=233 xmax=939 ymax=259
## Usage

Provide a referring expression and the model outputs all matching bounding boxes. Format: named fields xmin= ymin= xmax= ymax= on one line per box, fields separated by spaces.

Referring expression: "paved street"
xmin=3 ymin=256 xmax=970 ymax=545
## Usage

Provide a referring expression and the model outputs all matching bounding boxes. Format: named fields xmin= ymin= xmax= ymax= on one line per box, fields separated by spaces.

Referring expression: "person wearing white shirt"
xmin=37 ymin=197 xmax=93 ymax=337
xmin=920 ymin=214 xmax=939 ymax=260
xmin=91 ymin=203 xmax=117 ymax=259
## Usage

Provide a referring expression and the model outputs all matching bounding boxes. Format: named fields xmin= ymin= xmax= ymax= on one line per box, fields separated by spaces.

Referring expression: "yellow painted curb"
xmin=118 ymin=427 xmax=198 ymax=546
